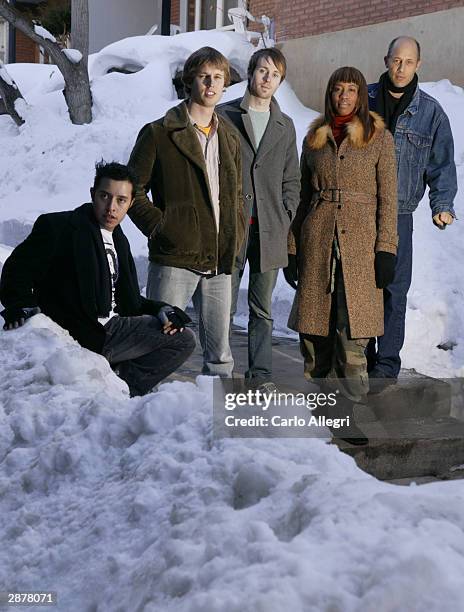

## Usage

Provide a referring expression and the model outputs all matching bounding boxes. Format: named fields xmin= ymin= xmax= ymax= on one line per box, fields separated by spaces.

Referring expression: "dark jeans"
xmin=366 ymin=213 xmax=413 ymax=378
xmin=231 ymin=225 xmax=279 ymax=380
xmin=102 ymin=315 xmax=195 ymax=396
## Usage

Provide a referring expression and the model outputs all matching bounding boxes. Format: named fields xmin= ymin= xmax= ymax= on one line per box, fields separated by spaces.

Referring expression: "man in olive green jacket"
xmin=128 ymin=47 xmax=246 ymax=377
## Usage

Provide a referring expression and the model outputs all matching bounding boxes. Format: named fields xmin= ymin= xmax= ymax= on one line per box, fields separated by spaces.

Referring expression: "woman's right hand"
xmin=283 ymin=254 xmax=298 ymax=290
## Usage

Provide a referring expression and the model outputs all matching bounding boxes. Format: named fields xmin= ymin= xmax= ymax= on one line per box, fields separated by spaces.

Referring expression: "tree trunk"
xmin=0 ymin=63 xmax=25 ymax=126
xmin=62 ymin=60 xmax=92 ymax=125
xmin=71 ymin=0 xmax=89 ymax=64
xmin=0 ymin=0 xmax=92 ymax=125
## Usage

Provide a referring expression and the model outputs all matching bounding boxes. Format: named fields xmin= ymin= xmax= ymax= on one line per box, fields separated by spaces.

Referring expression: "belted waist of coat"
xmin=311 ymin=189 xmax=377 ymax=205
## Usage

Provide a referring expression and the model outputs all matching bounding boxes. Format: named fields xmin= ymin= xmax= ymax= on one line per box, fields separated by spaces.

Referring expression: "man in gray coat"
xmin=218 ymin=48 xmax=300 ymax=386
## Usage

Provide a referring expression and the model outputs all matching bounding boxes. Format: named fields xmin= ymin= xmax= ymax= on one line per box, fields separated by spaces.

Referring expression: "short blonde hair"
xmin=182 ymin=47 xmax=231 ymax=95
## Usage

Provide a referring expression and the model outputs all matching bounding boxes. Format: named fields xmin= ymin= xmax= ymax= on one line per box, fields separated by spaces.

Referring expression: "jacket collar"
xmin=405 ymin=85 xmax=420 ymax=115
xmin=306 ymin=111 xmax=385 ymax=150
xmin=369 ymin=82 xmax=420 ymax=116
xmin=71 ymin=202 xmax=123 ymax=238
xmin=161 ymin=101 xmax=236 ymax=203
xmin=162 ymin=100 xmax=191 ymax=130
xmin=162 ymin=101 xmax=208 ymax=172
xmin=239 ymin=88 xmax=286 ymax=154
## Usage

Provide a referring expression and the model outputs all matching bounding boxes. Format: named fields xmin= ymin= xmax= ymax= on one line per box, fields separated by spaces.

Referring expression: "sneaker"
xmin=256 ymin=381 xmax=278 ymax=395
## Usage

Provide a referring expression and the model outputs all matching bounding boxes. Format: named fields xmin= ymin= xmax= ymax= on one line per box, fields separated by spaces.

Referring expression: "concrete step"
xmin=167 ymin=324 xmax=464 ymax=483
xmin=338 ymin=416 xmax=464 ymax=480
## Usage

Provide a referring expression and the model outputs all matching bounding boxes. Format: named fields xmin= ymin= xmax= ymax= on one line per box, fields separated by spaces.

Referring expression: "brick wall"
xmin=15 ymin=29 xmax=39 ymax=63
xmin=171 ymin=0 xmax=180 ymax=25
xmin=249 ymin=0 xmax=464 ymax=41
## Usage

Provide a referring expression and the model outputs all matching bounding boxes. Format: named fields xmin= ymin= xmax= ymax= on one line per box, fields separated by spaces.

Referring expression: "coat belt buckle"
xmin=320 ymin=188 xmax=341 ymax=203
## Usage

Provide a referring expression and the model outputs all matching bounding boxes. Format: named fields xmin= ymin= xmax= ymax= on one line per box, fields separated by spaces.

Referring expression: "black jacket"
xmin=0 ymin=203 xmax=161 ymax=354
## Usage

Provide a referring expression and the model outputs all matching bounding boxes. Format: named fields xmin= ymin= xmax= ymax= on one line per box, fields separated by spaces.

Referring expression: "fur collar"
xmin=306 ymin=111 xmax=385 ymax=150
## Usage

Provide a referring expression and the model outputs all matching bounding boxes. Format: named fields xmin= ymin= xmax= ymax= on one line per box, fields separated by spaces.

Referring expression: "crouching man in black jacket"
xmin=0 ymin=161 xmax=195 ymax=396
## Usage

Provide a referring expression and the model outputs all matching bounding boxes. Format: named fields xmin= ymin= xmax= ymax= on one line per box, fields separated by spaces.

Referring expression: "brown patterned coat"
xmin=288 ymin=112 xmax=398 ymax=338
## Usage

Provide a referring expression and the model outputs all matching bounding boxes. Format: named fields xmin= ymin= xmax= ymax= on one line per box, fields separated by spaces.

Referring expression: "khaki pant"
xmin=299 ymin=264 xmax=369 ymax=404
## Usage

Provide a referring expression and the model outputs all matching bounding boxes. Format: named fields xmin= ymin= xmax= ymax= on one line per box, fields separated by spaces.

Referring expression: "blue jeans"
xmin=231 ymin=225 xmax=279 ymax=380
xmin=367 ymin=214 xmax=413 ymax=378
xmin=147 ymin=263 xmax=234 ymax=377
xmin=102 ymin=315 xmax=195 ymax=396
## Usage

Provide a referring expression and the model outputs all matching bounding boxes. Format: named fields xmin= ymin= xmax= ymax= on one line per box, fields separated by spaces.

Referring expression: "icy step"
xmin=338 ymin=416 xmax=464 ymax=481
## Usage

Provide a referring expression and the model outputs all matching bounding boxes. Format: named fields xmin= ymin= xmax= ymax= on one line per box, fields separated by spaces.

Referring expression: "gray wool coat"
xmin=218 ymin=91 xmax=300 ymax=272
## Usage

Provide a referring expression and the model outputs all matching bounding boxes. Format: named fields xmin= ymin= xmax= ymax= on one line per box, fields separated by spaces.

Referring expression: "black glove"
xmin=283 ymin=254 xmax=298 ymax=290
xmin=144 ymin=300 xmax=169 ymax=316
xmin=157 ymin=305 xmax=192 ymax=332
xmin=1 ymin=306 xmax=41 ymax=330
xmin=375 ymin=252 xmax=396 ymax=289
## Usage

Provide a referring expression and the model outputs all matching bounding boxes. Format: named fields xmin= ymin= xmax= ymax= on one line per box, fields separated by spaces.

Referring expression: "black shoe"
xmin=328 ymin=400 xmax=369 ymax=445
xmin=333 ymin=421 xmax=369 ymax=446
xmin=338 ymin=434 xmax=369 ymax=446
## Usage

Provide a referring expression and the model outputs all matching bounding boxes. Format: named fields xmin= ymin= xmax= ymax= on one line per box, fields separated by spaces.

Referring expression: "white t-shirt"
xmin=98 ymin=228 xmax=119 ymax=325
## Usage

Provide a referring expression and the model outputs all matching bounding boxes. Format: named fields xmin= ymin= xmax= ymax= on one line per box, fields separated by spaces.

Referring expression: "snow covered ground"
xmin=1 ymin=29 xmax=464 ymax=611
xmin=2 ymin=315 xmax=464 ymax=612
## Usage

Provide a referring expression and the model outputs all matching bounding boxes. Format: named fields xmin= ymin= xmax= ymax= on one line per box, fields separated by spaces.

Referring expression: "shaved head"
xmin=387 ymin=36 xmax=421 ymax=61
xmin=384 ymin=36 xmax=421 ymax=90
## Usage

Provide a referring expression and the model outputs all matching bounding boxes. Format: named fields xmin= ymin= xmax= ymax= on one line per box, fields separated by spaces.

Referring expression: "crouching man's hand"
xmin=1 ymin=306 xmax=41 ymax=330
xmin=157 ymin=305 xmax=192 ymax=335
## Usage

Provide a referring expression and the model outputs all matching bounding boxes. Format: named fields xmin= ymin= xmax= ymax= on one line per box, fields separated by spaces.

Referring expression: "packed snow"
xmin=33 ymin=25 xmax=57 ymax=44
xmin=2 ymin=315 xmax=464 ymax=611
xmin=0 ymin=29 xmax=464 ymax=611
xmin=61 ymin=48 xmax=83 ymax=64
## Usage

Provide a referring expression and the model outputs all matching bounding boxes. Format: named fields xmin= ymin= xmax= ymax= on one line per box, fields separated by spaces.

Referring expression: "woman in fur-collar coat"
xmin=286 ymin=67 xmax=398 ymax=408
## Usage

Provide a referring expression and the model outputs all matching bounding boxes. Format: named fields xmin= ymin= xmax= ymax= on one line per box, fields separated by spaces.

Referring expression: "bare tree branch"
xmin=0 ymin=62 xmax=25 ymax=126
xmin=0 ymin=0 xmax=92 ymax=125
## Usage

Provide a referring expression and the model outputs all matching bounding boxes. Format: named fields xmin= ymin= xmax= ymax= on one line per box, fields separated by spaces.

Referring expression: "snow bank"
xmin=88 ymin=31 xmax=253 ymax=80
xmin=2 ymin=315 xmax=464 ymax=611
xmin=0 ymin=31 xmax=462 ymax=378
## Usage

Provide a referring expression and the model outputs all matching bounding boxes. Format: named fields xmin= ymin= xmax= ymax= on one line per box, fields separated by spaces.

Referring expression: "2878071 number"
xmin=0 ymin=591 xmax=57 ymax=606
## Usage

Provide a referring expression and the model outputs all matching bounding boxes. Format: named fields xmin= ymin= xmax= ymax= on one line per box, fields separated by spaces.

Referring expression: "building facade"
xmin=171 ymin=0 xmax=464 ymax=110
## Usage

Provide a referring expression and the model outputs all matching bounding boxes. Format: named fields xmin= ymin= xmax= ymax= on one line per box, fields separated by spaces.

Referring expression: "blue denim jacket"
xmin=368 ymin=83 xmax=457 ymax=216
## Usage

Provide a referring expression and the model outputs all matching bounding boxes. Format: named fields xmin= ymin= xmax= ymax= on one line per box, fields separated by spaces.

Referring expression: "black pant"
xmin=102 ymin=315 xmax=195 ymax=396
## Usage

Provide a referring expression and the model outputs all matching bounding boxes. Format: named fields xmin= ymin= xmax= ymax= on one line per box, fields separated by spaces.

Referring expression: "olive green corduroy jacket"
xmin=128 ymin=101 xmax=246 ymax=274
